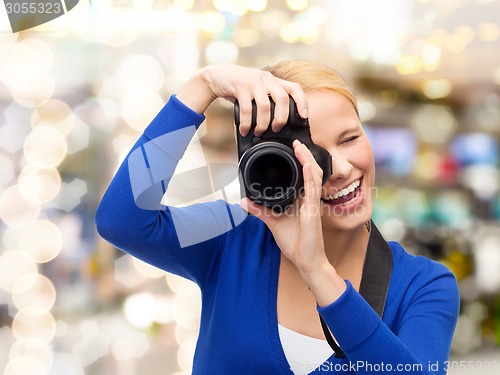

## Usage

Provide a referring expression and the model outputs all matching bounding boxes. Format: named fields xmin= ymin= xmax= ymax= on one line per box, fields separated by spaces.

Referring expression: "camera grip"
xmin=233 ymin=98 xmax=276 ymax=129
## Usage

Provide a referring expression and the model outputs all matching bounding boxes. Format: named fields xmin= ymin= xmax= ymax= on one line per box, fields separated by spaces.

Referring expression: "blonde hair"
xmin=263 ymin=60 xmax=358 ymax=116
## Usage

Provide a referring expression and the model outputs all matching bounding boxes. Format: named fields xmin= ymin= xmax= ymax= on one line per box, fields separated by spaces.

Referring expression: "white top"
xmin=278 ymin=324 xmax=334 ymax=375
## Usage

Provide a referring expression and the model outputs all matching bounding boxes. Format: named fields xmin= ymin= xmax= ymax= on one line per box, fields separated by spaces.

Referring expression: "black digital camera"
xmin=234 ymin=97 xmax=332 ymax=212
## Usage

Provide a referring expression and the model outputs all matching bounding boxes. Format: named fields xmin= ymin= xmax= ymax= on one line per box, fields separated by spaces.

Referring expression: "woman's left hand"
xmin=241 ymin=140 xmax=346 ymax=305
xmin=241 ymin=141 xmax=328 ymax=274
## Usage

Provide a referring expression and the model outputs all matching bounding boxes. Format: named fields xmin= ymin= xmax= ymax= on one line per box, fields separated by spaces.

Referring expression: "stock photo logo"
xmin=3 ymin=1 xmax=79 ymax=32
xmin=128 ymin=126 xmax=247 ymax=248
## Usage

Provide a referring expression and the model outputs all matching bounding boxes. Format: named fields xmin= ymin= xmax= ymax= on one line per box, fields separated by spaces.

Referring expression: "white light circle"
xmin=121 ymin=91 xmax=164 ymax=131
xmin=4 ymin=356 xmax=47 ymax=375
xmin=0 ymin=251 xmax=38 ymax=292
xmin=0 ymin=186 xmax=41 ymax=228
xmin=23 ymin=127 xmax=67 ymax=169
xmin=18 ymin=166 xmax=61 ymax=204
xmin=9 ymin=338 xmax=53 ymax=373
xmin=205 ymin=41 xmax=239 ymax=64
xmin=12 ymin=307 xmax=57 ymax=343
xmin=118 ymin=55 xmax=165 ymax=93
xmin=19 ymin=220 xmax=63 ymax=263
xmin=12 ymin=273 xmax=57 ymax=311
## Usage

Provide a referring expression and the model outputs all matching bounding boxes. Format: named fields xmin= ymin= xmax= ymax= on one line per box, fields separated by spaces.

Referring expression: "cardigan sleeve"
xmin=95 ymin=95 xmax=245 ymax=288
xmin=317 ymin=260 xmax=460 ymax=374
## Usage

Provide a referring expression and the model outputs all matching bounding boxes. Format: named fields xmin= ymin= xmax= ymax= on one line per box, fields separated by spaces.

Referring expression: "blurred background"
xmin=1 ymin=0 xmax=499 ymax=374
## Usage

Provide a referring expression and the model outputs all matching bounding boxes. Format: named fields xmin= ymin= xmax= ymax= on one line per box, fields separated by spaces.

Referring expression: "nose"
xmin=329 ymin=151 xmax=353 ymax=182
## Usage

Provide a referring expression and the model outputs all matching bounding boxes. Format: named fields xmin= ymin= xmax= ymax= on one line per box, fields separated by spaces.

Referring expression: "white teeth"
xmin=323 ymin=179 xmax=360 ymax=201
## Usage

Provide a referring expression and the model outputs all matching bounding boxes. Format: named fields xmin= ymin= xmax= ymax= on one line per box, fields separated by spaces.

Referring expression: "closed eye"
xmin=341 ymin=135 xmax=359 ymax=144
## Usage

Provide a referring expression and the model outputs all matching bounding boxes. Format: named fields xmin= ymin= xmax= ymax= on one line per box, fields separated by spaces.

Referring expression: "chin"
xmin=321 ymin=200 xmax=373 ymax=232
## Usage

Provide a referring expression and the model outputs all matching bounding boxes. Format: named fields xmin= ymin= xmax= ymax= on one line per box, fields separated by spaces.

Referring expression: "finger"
xmin=301 ymin=162 xmax=322 ymax=217
xmin=236 ymin=95 xmax=253 ymax=137
xmin=303 ymin=162 xmax=321 ymax=200
xmin=240 ymin=197 xmax=280 ymax=229
xmin=268 ymin=88 xmax=290 ymax=133
xmin=293 ymin=140 xmax=323 ymax=182
xmin=253 ymin=89 xmax=272 ymax=137
xmin=279 ymin=79 xmax=308 ymax=119
xmin=223 ymin=96 xmax=236 ymax=104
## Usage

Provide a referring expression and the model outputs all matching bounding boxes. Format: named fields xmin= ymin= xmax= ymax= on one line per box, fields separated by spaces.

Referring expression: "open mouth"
xmin=321 ymin=177 xmax=363 ymax=206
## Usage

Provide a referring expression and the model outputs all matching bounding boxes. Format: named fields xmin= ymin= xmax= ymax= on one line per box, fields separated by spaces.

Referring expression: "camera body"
xmin=234 ymin=97 xmax=332 ymax=212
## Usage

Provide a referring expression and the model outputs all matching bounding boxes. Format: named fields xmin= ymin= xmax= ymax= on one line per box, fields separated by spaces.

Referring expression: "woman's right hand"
xmin=176 ymin=64 xmax=308 ymax=136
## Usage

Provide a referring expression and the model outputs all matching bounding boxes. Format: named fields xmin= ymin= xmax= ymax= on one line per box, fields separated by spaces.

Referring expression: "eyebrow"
xmin=338 ymin=126 xmax=361 ymax=139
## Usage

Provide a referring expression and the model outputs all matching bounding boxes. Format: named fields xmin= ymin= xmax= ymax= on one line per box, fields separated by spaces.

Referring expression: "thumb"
xmin=240 ymin=198 xmax=280 ymax=229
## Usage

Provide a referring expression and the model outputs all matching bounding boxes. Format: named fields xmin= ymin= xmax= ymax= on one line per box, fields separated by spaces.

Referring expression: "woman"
xmin=95 ymin=60 xmax=460 ymax=374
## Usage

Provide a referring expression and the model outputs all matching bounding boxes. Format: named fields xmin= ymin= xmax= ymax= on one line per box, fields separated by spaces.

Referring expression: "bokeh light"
xmin=12 ymin=307 xmax=57 ymax=343
xmin=0 ymin=153 xmax=15 ymax=188
xmin=31 ymin=100 xmax=75 ymax=136
xmin=72 ymin=320 xmax=111 ymax=367
xmin=19 ymin=220 xmax=63 ymax=263
xmin=451 ymin=315 xmax=482 ymax=355
xmin=411 ymin=105 xmax=456 ymax=144
xmin=110 ymin=332 xmax=150 ymax=361
xmin=0 ymin=186 xmax=41 ymax=228
xmin=114 ymin=254 xmax=148 ymax=288
xmin=132 ymin=0 xmax=154 ymax=10
xmin=233 ymin=28 xmax=261 ymax=47
xmin=123 ymin=293 xmax=157 ymax=328
xmin=1 ymin=0 xmax=500 ymax=372
xmin=173 ymin=0 xmax=195 ymax=11
xmin=172 ymin=293 xmax=201 ymax=330
xmin=414 ymin=150 xmax=441 ymax=181
xmin=213 ymin=0 xmax=248 ymax=16
xmin=396 ymin=55 xmax=423 ymax=75
xmin=460 ymin=165 xmax=499 ymax=200
xmin=118 ymin=55 xmax=165 ymax=93
xmin=375 ymin=89 xmax=399 ymax=108
xmin=286 ymin=0 xmax=308 ymax=12
xmin=247 ymin=0 xmax=268 ymax=12
xmin=205 ymin=41 xmax=239 ymax=64
xmin=121 ymin=91 xmax=164 ymax=131
xmin=422 ymin=44 xmax=441 ymax=69
xmin=23 ymin=127 xmax=68 ymax=169
xmin=4 ymin=356 xmax=48 ymax=375
xmin=358 ymin=98 xmax=377 ymax=122
xmin=0 ymin=251 xmax=38 ymax=293
xmin=422 ymin=79 xmax=452 ymax=99
xmin=12 ymin=273 xmax=57 ymax=312
xmin=18 ymin=166 xmax=61 ymax=205
xmin=492 ymin=66 xmax=500 ymax=85
xmin=9 ymin=338 xmax=53 ymax=374
xmin=1 ymin=40 xmax=50 ymax=88
xmin=11 ymin=75 xmax=55 ymax=108
xmin=198 ymin=11 xmax=226 ymax=35
xmin=132 ymin=257 xmax=166 ymax=279
xmin=177 ymin=335 xmax=197 ymax=373
xmin=477 ymin=22 xmax=500 ymax=42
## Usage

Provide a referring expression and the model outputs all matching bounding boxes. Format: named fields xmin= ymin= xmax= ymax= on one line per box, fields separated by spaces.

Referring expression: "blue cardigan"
xmin=95 ymin=95 xmax=460 ymax=374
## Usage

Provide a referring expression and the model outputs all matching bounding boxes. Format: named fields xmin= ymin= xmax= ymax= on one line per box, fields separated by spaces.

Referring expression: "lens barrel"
xmin=234 ymin=96 xmax=332 ymax=212
xmin=239 ymin=142 xmax=301 ymax=210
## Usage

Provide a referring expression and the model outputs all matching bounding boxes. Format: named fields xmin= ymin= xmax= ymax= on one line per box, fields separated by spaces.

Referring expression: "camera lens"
xmin=240 ymin=142 xmax=301 ymax=209
xmin=248 ymin=153 xmax=294 ymax=196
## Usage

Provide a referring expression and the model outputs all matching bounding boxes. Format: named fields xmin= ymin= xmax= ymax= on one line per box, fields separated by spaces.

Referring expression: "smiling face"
xmin=262 ymin=60 xmax=375 ymax=230
xmin=306 ymin=89 xmax=375 ymax=231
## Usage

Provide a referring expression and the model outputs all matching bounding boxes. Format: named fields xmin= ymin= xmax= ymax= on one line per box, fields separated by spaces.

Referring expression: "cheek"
xmin=349 ymin=140 xmax=375 ymax=175
xmin=363 ymin=142 xmax=375 ymax=177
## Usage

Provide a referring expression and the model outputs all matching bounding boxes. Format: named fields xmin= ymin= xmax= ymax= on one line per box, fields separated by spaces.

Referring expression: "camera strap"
xmin=319 ymin=220 xmax=393 ymax=358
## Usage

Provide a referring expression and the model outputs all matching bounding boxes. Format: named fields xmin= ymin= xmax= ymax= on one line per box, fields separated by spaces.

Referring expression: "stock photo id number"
xmin=3 ymin=1 xmax=79 ymax=32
